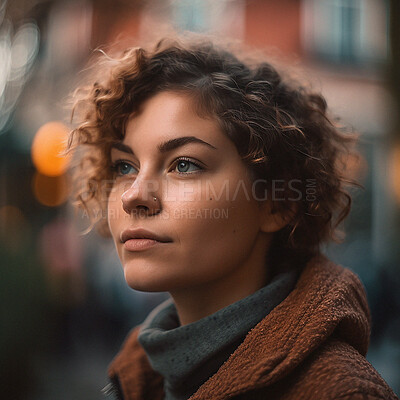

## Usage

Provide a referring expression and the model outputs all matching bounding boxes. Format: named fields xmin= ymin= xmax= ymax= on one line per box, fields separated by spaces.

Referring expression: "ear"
xmin=258 ymin=200 xmax=297 ymax=233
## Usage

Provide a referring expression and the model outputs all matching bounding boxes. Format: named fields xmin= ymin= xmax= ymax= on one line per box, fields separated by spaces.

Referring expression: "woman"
xmin=68 ymin=37 xmax=398 ymax=400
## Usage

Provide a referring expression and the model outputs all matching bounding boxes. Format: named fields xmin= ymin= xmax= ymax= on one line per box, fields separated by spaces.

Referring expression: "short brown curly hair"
xmin=68 ymin=36 xmax=360 ymax=273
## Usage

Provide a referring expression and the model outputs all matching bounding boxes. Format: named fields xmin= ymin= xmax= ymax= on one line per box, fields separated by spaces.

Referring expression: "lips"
xmin=120 ymin=228 xmax=172 ymax=244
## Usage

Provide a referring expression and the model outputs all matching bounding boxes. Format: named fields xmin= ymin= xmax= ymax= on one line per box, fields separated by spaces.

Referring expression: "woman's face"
xmin=107 ymin=91 xmax=274 ymax=293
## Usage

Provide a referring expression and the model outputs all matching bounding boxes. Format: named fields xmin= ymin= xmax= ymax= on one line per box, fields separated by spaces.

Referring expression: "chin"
xmin=123 ymin=268 xmax=176 ymax=293
xmin=124 ymin=274 xmax=162 ymax=293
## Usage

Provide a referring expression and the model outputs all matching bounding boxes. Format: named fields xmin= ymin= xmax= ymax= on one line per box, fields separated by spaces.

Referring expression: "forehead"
xmin=123 ymin=91 xmax=230 ymax=150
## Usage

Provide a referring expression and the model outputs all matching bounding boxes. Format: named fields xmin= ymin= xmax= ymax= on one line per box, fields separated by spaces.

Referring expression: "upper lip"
xmin=120 ymin=228 xmax=172 ymax=243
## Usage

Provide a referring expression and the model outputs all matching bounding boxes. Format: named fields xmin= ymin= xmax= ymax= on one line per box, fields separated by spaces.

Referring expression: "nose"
xmin=121 ymin=178 xmax=161 ymax=217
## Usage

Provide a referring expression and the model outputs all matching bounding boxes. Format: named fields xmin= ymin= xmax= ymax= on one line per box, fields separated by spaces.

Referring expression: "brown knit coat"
xmin=108 ymin=254 xmax=399 ymax=400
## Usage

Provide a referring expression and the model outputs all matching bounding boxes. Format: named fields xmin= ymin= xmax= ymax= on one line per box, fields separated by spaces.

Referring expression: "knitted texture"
xmin=107 ymin=254 xmax=399 ymax=400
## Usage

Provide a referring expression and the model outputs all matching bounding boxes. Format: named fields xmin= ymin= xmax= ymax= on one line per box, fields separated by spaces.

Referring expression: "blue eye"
xmin=112 ymin=161 xmax=137 ymax=176
xmin=111 ymin=158 xmax=203 ymax=177
xmin=174 ymin=158 xmax=202 ymax=174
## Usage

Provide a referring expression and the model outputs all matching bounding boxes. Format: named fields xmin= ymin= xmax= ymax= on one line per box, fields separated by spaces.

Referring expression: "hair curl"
xmin=68 ymin=36 xmax=361 ymax=274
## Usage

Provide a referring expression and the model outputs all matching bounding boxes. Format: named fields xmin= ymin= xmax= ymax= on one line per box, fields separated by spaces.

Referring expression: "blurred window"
xmin=171 ymin=0 xmax=245 ymax=38
xmin=302 ymin=0 xmax=389 ymax=66
xmin=172 ymin=0 xmax=208 ymax=32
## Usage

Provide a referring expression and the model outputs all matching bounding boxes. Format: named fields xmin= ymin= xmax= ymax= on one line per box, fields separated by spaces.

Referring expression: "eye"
xmin=173 ymin=158 xmax=203 ymax=174
xmin=111 ymin=160 xmax=138 ymax=177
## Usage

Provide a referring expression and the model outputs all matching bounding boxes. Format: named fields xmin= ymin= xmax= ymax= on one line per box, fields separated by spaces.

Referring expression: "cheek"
xmin=173 ymin=205 xmax=260 ymax=282
xmin=209 ymin=177 xmax=260 ymax=248
xmin=174 ymin=178 xmax=260 ymax=254
xmin=107 ymin=187 xmax=123 ymax=240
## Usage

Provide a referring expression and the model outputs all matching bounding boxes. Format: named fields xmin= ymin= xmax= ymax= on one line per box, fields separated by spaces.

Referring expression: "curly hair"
xmin=68 ymin=36 xmax=361 ymax=273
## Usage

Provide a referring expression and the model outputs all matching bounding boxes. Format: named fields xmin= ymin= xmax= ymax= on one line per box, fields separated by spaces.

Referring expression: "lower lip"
xmin=123 ymin=239 xmax=168 ymax=251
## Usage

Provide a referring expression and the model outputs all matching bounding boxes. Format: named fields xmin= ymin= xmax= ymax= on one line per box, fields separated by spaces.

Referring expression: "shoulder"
xmin=246 ymin=339 xmax=397 ymax=400
xmin=294 ymin=339 xmax=397 ymax=399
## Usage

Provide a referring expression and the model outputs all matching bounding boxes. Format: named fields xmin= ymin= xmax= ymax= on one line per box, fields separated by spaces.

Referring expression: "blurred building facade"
xmin=1 ymin=0 xmax=398 ymax=399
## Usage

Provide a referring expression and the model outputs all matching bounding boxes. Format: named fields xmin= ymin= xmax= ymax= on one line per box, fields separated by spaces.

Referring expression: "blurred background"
xmin=0 ymin=0 xmax=399 ymax=398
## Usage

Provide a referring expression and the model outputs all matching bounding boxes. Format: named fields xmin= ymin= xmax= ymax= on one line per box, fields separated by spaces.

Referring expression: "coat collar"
xmin=108 ymin=253 xmax=370 ymax=400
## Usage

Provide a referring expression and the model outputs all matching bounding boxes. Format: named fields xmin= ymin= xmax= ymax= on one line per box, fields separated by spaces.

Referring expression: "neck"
xmin=170 ymin=233 xmax=271 ymax=326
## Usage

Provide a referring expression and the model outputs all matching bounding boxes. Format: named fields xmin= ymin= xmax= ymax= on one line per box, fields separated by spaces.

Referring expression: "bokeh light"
xmin=9 ymin=22 xmax=40 ymax=82
xmin=32 ymin=171 xmax=69 ymax=207
xmin=31 ymin=121 xmax=71 ymax=177
xmin=0 ymin=16 xmax=40 ymax=134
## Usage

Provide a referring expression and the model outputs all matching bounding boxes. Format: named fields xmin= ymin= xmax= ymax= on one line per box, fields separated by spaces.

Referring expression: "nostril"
xmin=120 ymin=190 xmax=161 ymax=217
xmin=131 ymin=206 xmax=150 ymax=218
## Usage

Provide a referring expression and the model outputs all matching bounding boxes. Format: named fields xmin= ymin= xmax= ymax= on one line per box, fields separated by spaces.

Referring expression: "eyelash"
xmin=110 ymin=157 xmax=204 ymax=177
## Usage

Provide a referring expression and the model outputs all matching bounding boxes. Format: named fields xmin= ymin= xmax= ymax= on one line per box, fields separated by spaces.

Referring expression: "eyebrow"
xmin=111 ymin=136 xmax=217 ymax=155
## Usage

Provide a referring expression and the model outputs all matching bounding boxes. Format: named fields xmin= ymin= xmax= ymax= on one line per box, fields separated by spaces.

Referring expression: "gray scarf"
xmin=138 ymin=269 xmax=298 ymax=400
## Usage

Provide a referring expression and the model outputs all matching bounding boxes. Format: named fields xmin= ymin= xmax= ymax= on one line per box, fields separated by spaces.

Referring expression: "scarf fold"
xmin=137 ymin=269 xmax=298 ymax=400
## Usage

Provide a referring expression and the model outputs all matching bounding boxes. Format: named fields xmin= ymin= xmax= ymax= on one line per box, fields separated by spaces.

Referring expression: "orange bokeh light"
xmin=32 ymin=171 xmax=70 ymax=207
xmin=31 ymin=121 xmax=71 ymax=176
